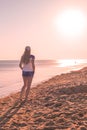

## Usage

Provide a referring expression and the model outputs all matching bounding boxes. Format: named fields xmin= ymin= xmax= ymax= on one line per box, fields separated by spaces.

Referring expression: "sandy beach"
xmin=0 ymin=67 xmax=87 ymax=130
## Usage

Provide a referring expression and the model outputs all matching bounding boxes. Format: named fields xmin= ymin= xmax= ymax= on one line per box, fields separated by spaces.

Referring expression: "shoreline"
xmin=0 ymin=64 xmax=87 ymax=99
xmin=0 ymin=65 xmax=87 ymax=100
xmin=0 ymin=66 xmax=87 ymax=129
xmin=0 ymin=62 xmax=87 ymax=99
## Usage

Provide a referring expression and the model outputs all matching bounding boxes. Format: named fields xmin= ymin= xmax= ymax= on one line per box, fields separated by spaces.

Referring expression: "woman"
xmin=19 ymin=46 xmax=35 ymax=101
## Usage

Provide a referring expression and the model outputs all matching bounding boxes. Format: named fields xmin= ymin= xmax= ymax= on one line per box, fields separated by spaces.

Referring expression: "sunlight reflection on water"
xmin=56 ymin=59 xmax=87 ymax=67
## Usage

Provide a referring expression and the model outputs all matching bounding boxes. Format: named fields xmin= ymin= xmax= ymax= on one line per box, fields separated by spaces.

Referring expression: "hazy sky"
xmin=0 ymin=0 xmax=87 ymax=60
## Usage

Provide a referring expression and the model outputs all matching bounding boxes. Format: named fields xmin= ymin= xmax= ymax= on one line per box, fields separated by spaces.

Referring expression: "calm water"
xmin=0 ymin=59 xmax=87 ymax=98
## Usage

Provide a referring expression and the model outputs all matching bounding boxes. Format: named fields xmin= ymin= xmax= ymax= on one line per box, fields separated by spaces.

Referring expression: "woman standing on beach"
xmin=19 ymin=46 xmax=35 ymax=101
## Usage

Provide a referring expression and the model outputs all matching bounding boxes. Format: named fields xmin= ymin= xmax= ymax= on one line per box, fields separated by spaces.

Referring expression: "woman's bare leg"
xmin=25 ymin=76 xmax=33 ymax=100
xmin=20 ymin=76 xmax=27 ymax=100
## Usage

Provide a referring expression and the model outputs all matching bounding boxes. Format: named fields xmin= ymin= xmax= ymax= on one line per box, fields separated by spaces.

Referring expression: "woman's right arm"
xmin=32 ymin=59 xmax=35 ymax=72
xmin=32 ymin=55 xmax=35 ymax=72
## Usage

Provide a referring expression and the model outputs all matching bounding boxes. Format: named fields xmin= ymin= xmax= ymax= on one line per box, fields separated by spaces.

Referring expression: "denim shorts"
xmin=22 ymin=71 xmax=34 ymax=77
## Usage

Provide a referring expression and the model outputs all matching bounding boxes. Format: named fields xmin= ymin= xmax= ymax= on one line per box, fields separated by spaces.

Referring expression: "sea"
xmin=0 ymin=59 xmax=87 ymax=98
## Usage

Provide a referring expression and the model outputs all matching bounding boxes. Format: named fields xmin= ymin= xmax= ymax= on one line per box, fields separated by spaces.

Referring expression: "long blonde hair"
xmin=22 ymin=46 xmax=31 ymax=64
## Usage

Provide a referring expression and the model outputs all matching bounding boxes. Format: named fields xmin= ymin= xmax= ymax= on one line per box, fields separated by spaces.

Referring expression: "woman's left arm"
xmin=19 ymin=56 xmax=23 ymax=70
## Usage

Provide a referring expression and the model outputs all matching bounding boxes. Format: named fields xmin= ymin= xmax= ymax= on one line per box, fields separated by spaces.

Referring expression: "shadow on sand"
xmin=0 ymin=99 xmax=26 ymax=128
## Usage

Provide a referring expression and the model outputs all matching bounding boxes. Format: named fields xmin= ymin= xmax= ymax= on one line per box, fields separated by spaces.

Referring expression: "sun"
xmin=54 ymin=9 xmax=86 ymax=37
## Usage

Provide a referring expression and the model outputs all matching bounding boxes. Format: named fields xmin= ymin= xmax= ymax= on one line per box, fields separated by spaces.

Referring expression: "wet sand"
xmin=0 ymin=67 xmax=87 ymax=130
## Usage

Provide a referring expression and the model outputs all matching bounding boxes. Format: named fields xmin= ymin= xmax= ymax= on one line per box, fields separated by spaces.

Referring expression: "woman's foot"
xmin=24 ymin=97 xmax=28 ymax=102
xmin=19 ymin=97 xmax=23 ymax=102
